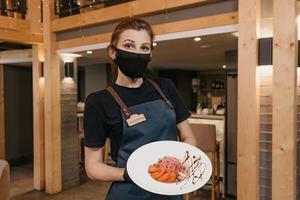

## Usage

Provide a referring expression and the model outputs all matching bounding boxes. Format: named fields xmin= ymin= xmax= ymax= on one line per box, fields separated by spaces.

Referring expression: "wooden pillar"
xmin=28 ymin=0 xmax=45 ymax=191
xmin=237 ymin=0 xmax=260 ymax=199
xmin=32 ymin=45 xmax=45 ymax=190
xmin=0 ymin=65 xmax=4 ymax=160
xmin=272 ymin=0 xmax=297 ymax=199
xmin=43 ymin=0 xmax=62 ymax=194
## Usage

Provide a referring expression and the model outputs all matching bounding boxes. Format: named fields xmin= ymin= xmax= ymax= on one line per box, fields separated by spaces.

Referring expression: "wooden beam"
xmin=57 ymin=12 xmax=238 ymax=50
xmin=29 ymin=0 xmax=45 ymax=191
xmin=27 ymin=0 xmax=43 ymax=34
xmin=0 ymin=65 xmax=4 ymax=160
xmin=43 ymin=0 xmax=62 ymax=194
xmin=51 ymin=0 xmax=218 ymax=33
xmin=272 ymin=0 xmax=297 ymax=199
xmin=0 ymin=49 xmax=32 ymax=64
xmin=0 ymin=29 xmax=43 ymax=44
xmin=0 ymin=49 xmax=32 ymax=58
xmin=0 ymin=15 xmax=30 ymax=32
xmin=152 ymin=12 xmax=237 ymax=35
xmin=237 ymin=0 xmax=260 ymax=199
xmin=0 ymin=1 xmax=43 ymax=44
xmin=0 ymin=14 xmax=42 ymax=44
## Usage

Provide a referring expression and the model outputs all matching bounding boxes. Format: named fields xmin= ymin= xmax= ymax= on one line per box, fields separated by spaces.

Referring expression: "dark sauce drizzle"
xmin=177 ymin=151 xmax=206 ymax=189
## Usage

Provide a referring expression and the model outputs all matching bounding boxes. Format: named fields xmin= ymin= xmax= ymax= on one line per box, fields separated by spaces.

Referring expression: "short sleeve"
xmin=83 ymin=94 xmax=107 ymax=148
xmin=161 ymin=79 xmax=191 ymax=124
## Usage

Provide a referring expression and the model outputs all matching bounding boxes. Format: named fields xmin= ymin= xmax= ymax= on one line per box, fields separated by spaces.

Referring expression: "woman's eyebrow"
xmin=142 ymin=42 xmax=151 ymax=46
xmin=123 ymin=39 xmax=135 ymax=43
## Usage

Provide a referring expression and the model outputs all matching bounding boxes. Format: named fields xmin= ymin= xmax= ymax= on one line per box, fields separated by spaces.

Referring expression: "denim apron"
xmin=105 ymin=79 xmax=183 ymax=200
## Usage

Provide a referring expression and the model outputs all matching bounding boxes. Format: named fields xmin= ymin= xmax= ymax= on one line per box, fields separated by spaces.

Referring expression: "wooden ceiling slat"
xmin=57 ymin=12 xmax=238 ymax=50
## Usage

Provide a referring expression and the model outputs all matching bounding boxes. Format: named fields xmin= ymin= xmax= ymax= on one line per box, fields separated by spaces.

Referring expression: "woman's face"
xmin=109 ymin=29 xmax=152 ymax=60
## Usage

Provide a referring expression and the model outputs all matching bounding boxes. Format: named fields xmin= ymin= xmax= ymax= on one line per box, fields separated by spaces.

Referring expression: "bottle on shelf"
xmin=196 ymin=103 xmax=202 ymax=114
xmin=200 ymin=80 xmax=206 ymax=89
xmin=220 ymin=81 xmax=224 ymax=89
xmin=211 ymin=80 xmax=215 ymax=89
xmin=215 ymin=79 xmax=220 ymax=89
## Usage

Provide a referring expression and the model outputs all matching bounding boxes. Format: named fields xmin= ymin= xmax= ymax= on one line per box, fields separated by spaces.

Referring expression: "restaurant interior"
xmin=0 ymin=0 xmax=299 ymax=200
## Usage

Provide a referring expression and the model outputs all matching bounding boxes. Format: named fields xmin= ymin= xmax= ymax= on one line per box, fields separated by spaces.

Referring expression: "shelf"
xmin=199 ymin=89 xmax=225 ymax=92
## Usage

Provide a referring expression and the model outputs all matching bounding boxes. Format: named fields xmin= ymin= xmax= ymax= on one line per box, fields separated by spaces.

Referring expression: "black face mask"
xmin=113 ymin=47 xmax=151 ymax=79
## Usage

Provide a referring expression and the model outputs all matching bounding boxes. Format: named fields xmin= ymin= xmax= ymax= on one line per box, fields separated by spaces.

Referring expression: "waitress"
xmin=84 ymin=18 xmax=197 ymax=200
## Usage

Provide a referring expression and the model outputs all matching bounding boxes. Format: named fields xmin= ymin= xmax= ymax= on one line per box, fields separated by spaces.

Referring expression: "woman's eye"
xmin=124 ymin=43 xmax=134 ymax=49
xmin=141 ymin=46 xmax=150 ymax=52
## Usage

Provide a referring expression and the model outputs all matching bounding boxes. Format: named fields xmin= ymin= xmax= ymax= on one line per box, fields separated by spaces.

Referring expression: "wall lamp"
xmin=64 ymin=62 xmax=74 ymax=78
xmin=40 ymin=62 xmax=44 ymax=77
xmin=258 ymin=37 xmax=300 ymax=66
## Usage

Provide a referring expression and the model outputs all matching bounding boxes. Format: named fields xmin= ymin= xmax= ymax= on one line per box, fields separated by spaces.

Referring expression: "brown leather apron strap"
xmin=147 ymin=79 xmax=174 ymax=109
xmin=106 ymin=87 xmax=132 ymax=118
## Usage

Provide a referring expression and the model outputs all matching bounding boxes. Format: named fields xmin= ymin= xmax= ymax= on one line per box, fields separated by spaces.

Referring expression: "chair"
xmin=0 ymin=160 xmax=10 ymax=200
xmin=78 ymin=132 xmax=85 ymax=165
xmin=189 ymin=123 xmax=220 ymax=200
xmin=103 ymin=138 xmax=110 ymax=164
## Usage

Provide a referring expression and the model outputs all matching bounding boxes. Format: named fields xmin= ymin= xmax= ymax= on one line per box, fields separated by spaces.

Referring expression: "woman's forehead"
xmin=118 ymin=29 xmax=151 ymax=44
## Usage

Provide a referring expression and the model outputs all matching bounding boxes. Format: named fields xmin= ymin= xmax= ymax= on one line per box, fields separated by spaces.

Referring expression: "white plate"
xmin=127 ymin=140 xmax=212 ymax=195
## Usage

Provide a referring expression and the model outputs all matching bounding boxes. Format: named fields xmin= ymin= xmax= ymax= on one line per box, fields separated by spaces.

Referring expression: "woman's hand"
xmin=85 ymin=146 xmax=125 ymax=182
xmin=177 ymin=119 xmax=197 ymax=147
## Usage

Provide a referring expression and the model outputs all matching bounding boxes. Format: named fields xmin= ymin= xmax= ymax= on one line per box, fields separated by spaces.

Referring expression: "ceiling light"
xmin=222 ymin=65 xmax=227 ymax=69
xmin=232 ymin=32 xmax=239 ymax=37
xmin=86 ymin=50 xmax=93 ymax=54
xmin=60 ymin=53 xmax=82 ymax=62
xmin=153 ymin=42 xmax=157 ymax=47
xmin=200 ymin=45 xmax=211 ymax=48
xmin=60 ymin=53 xmax=82 ymax=57
xmin=194 ymin=37 xmax=201 ymax=42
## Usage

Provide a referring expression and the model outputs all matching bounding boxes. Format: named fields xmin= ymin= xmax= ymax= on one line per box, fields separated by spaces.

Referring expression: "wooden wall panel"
xmin=60 ymin=61 xmax=79 ymax=189
xmin=258 ymin=66 xmax=273 ymax=200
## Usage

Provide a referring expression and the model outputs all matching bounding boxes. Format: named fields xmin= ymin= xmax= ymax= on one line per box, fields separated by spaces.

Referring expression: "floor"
xmin=10 ymin=164 xmax=235 ymax=200
xmin=10 ymin=164 xmax=35 ymax=198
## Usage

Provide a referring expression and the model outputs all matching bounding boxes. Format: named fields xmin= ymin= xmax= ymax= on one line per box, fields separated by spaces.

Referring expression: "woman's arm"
xmin=85 ymin=146 xmax=125 ymax=181
xmin=177 ymin=119 xmax=197 ymax=147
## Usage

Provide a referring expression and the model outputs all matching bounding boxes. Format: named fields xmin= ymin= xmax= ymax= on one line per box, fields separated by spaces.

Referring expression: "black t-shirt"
xmin=83 ymin=78 xmax=191 ymax=161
